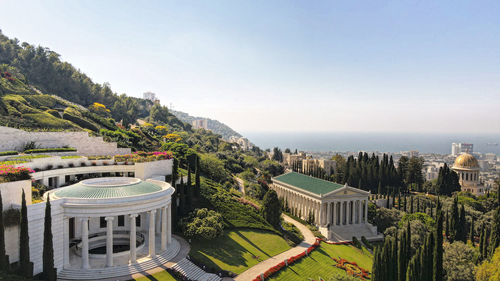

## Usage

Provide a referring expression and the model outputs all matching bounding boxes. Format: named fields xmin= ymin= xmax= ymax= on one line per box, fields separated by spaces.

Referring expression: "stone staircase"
xmin=172 ymin=258 xmax=221 ymax=281
xmin=326 ymin=223 xmax=383 ymax=242
xmin=58 ymin=239 xmax=180 ymax=280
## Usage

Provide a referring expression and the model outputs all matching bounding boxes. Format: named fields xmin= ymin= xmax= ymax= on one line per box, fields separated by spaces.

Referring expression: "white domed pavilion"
xmin=451 ymin=153 xmax=486 ymax=195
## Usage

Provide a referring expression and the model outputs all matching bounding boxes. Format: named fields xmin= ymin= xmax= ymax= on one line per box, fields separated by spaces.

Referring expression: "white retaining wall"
xmin=135 ymin=159 xmax=173 ymax=180
xmin=0 ymin=180 xmax=32 ymax=208
xmin=0 ymin=126 xmax=130 ymax=156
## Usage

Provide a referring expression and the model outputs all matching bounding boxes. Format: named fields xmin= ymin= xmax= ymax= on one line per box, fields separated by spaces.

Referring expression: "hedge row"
xmin=24 ymin=147 xmax=76 ymax=154
xmin=0 ymin=151 xmax=18 ymax=156
xmin=62 ymin=112 xmax=99 ymax=132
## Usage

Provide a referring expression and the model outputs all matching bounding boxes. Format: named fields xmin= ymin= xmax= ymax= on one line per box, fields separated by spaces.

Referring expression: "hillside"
xmin=171 ymin=109 xmax=241 ymax=140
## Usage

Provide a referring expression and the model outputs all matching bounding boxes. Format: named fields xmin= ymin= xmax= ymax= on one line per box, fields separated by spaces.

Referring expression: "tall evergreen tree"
xmin=171 ymin=157 xmax=179 ymax=186
xmin=0 ymin=192 xmax=7 ymax=271
xmin=457 ymin=204 xmax=467 ymax=242
xmin=449 ymin=196 xmax=459 ymax=242
xmin=186 ymin=167 xmax=192 ymax=210
xmin=479 ymin=223 xmax=485 ymax=260
xmin=194 ymin=155 xmax=201 ymax=199
xmin=433 ymin=202 xmax=443 ymax=281
xmin=407 ymin=248 xmax=422 ymax=281
xmin=261 ymin=190 xmax=281 ymax=228
xmin=489 ymin=183 xmax=500 ymax=257
xmin=445 ymin=210 xmax=449 ymax=239
xmin=410 ymin=196 xmax=414 ymax=213
xmin=19 ymin=190 xmax=31 ymax=277
xmin=469 ymin=219 xmax=475 ymax=244
xmin=42 ymin=197 xmax=56 ymax=280
xmin=398 ymin=229 xmax=407 ymax=281
xmin=404 ymin=196 xmax=407 ymax=212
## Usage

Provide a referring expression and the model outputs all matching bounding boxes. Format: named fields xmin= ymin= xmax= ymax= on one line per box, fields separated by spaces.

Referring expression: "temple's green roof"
xmin=272 ymin=172 xmax=344 ymax=195
xmin=54 ymin=178 xmax=162 ymax=199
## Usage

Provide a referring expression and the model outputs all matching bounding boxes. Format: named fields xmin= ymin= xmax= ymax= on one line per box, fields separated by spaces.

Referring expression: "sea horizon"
xmin=242 ymin=131 xmax=500 ymax=155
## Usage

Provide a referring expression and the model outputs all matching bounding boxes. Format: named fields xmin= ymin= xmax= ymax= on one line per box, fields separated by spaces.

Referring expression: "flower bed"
xmin=114 ymin=151 xmax=173 ymax=163
xmin=0 ymin=165 xmax=34 ymax=183
xmin=252 ymin=238 xmax=322 ymax=281
xmin=332 ymin=257 xmax=371 ymax=280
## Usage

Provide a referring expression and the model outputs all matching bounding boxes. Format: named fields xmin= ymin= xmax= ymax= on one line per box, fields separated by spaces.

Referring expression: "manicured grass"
xmin=189 ymin=228 xmax=291 ymax=274
xmin=133 ymin=270 xmax=178 ymax=281
xmin=61 ymin=155 xmax=82 ymax=159
xmin=268 ymin=243 xmax=373 ymax=281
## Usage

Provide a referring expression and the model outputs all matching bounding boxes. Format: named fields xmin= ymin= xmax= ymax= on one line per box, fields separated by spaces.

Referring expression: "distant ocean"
xmin=242 ymin=132 xmax=500 ymax=155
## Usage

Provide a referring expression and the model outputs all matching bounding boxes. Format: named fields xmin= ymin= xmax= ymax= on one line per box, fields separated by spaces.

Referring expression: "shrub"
xmin=361 ymin=236 xmax=373 ymax=250
xmin=45 ymin=109 xmax=60 ymax=118
xmin=0 ymin=165 xmax=34 ymax=183
xmin=0 ymin=151 xmax=18 ymax=156
xmin=181 ymin=208 xmax=224 ymax=240
xmin=352 ymin=236 xmax=362 ymax=249
xmin=24 ymin=147 xmax=76 ymax=154
xmin=62 ymin=112 xmax=98 ymax=131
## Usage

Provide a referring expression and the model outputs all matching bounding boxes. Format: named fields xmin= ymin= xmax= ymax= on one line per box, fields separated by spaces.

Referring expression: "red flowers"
xmin=0 ymin=165 xmax=34 ymax=183
xmin=0 ymin=71 xmax=15 ymax=82
xmin=332 ymin=257 xmax=371 ymax=280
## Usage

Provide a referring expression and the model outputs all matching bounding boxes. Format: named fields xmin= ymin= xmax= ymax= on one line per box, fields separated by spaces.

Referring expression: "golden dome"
xmin=453 ymin=153 xmax=479 ymax=169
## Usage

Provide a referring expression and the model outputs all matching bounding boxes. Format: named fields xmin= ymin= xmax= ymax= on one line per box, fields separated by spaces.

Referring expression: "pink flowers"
xmin=0 ymin=165 xmax=34 ymax=183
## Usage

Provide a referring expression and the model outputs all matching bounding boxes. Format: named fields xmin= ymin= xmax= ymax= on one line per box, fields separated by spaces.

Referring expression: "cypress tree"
xmin=433 ymin=207 xmax=443 ymax=281
xmin=386 ymin=195 xmax=390 ymax=209
xmin=171 ymin=157 xmax=179 ymax=186
xmin=469 ymin=219 xmax=475 ymax=244
xmin=445 ymin=211 xmax=449 ymax=239
xmin=42 ymin=197 xmax=56 ymax=280
xmin=424 ymin=232 xmax=435 ymax=281
xmin=372 ymin=245 xmax=382 ymax=281
xmin=19 ymin=190 xmax=31 ymax=277
xmin=398 ymin=193 xmax=401 ymax=210
xmin=195 ymin=155 xmax=201 ymax=199
xmin=416 ymin=198 xmax=420 ymax=213
xmin=186 ymin=167 xmax=192 ymax=211
xmin=479 ymin=223 xmax=485 ymax=260
xmin=449 ymin=196 xmax=459 ymax=242
xmin=482 ymin=226 xmax=490 ymax=259
xmin=391 ymin=237 xmax=398 ymax=281
xmin=410 ymin=196 xmax=414 ymax=213
xmin=171 ymin=182 xmax=178 ymax=231
xmin=407 ymin=248 xmax=422 ymax=281
xmin=404 ymin=196 xmax=407 ymax=212
xmin=398 ymin=229 xmax=407 ymax=281
xmin=178 ymin=176 xmax=185 ymax=215
xmin=0 ymin=192 xmax=7 ymax=271
xmin=489 ymin=186 xmax=500 ymax=257
xmin=457 ymin=204 xmax=467 ymax=242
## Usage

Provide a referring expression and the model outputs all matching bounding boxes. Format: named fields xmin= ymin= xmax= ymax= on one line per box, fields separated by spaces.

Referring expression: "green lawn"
xmin=133 ymin=271 xmax=179 ymax=281
xmin=268 ymin=243 xmax=373 ymax=281
xmin=189 ymin=228 xmax=291 ymax=274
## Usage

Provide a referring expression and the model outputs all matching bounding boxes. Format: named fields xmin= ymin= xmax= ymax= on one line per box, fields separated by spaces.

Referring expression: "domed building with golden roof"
xmin=452 ymin=153 xmax=486 ymax=195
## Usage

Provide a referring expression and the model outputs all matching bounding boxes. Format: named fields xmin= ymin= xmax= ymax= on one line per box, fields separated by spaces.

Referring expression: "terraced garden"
xmin=189 ymin=228 xmax=291 ymax=275
xmin=267 ymin=243 xmax=373 ymax=281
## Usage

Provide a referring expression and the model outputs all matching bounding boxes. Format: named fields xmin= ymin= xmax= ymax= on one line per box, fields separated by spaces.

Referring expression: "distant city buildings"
xmin=302 ymin=158 xmax=337 ymax=176
xmin=451 ymin=142 xmax=473 ymax=156
xmin=192 ymin=119 xmax=208 ymax=130
xmin=143 ymin=91 xmax=160 ymax=104
xmin=228 ymin=136 xmax=254 ymax=151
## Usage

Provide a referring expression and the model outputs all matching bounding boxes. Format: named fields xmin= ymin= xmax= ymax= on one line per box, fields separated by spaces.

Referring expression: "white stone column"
xmin=332 ymin=201 xmax=337 ymax=226
xmin=129 ymin=214 xmax=138 ymax=263
xmin=364 ymin=200 xmax=368 ymax=223
xmin=161 ymin=206 xmax=167 ymax=251
xmin=148 ymin=210 xmax=156 ymax=257
xmin=167 ymin=203 xmax=172 ymax=245
xmin=81 ymin=217 xmax=90 ymax=269
xmin=327 ymin=202 xmax=332 ymax=226
xmin=63 ymin=216 xmax=70 ymax=268
xmin=357 ymin=200 xmax=362 ymax=224
xmin=340 ymin=201 xmax=344 ymax=225
xmin=349 ymin=201 xmax=352 ymax=224
xmin=105 ymin=216 xmax=114 ymax=267
xmin=156 ymin=207 xmax=161 ymax=234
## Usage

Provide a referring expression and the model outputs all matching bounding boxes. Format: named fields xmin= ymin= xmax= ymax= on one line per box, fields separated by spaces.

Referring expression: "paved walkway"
xmin=234 ymin=214 xmax=316 ymax=281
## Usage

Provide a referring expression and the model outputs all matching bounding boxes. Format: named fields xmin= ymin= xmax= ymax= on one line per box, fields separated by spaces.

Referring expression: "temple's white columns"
xmin=161 ymin=206 xmax=167 ymax=251
xmin=332 ymin=201 xmax=337 ymax=226
xmin=316 ymin=202 xmax=320 ymax=225
xmin=129 ymin=214 xmax=138 ymax=263
xmin=349 ymin=201 xmax=352 ymax=224
xmin=357 ymin=200 xmax=362 ymax=224
xmin=156 ymin=207 xmax=161 ymax=234
xmin=105 ymin=216 xmax=114 ymax=267
xmin=167 ymin=203 xmax=172 ymax=245
xmin=364 ymin=200 xmax=368 ymax=223
xmin=327 ymin=202 xmax=332 ymax=225
xmin=340 ymin=201 xmax=344 ymax=225
xmin=148 ymin=210 xmax=156 ymax=257
xmin=81 ymin=217 xmax=90 ymax=269
xmin=63 ymin=216 xmax=70 ymax=268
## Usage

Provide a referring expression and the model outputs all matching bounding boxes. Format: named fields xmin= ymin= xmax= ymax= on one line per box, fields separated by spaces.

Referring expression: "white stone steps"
xmin=171 ymin=258 xmax=221 ymax=281
xmin=58 ymin=239 xmax=180 ymax=280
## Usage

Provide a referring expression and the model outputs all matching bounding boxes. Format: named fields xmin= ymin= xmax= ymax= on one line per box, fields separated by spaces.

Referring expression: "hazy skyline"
xmin=1 ymin=0 xmax=499 ymax=134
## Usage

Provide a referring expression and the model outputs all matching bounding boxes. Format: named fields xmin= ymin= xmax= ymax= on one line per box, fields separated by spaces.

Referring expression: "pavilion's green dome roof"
xmin=54 ymin=178 xmax=162 ymax=199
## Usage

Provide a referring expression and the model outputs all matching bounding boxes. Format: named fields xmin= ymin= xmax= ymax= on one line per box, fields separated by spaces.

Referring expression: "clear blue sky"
xmin=1 ymin=0 xmax=499 ymax=134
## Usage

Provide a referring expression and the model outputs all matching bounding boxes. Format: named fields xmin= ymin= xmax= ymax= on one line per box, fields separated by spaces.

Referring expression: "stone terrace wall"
xmin=0 ymin=126 xmax=130 ymax=156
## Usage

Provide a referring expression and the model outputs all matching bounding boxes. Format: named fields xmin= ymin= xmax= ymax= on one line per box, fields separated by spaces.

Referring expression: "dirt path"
xmin=234 ymin=214 xmax=316 ymax=281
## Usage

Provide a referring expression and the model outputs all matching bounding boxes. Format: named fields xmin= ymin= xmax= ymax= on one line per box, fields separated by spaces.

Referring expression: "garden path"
xmin=233 ymin=214 xmax=316 ymax=281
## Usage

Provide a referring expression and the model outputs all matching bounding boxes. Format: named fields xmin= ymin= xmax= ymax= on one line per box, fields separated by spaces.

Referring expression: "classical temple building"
xmin=271 ymin=172 xmax=382 ymax=242
xmin=452 ymin=153 xmax=487 ymax=196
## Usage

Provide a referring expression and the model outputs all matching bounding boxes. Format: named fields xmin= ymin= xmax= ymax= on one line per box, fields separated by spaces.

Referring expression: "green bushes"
xmin=361 ymin=236 xmax=373 ymax=250
xmin=23 ymin=113 xmax=74 ymax=129
xmin=45 ymin=109 xmax=59 ymax=118
xmin=180 ymin=208 xmax=224 ymax=240
xmin=0 ymin=151 xmax=18 ymax=156
xmin=62 ymin=112 xmax=98 ymax=131
xmin=352 ymin=236 xmax=362 ymax=249
xmin=24 ymin=148 xmax=76 ymax=154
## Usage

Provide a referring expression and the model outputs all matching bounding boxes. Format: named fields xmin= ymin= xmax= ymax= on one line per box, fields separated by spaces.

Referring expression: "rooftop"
xmin=53 ymin=177 xmax=163 ymax=199
xmin=272 ymin=172 xmax=344 ymax=195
